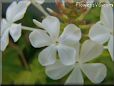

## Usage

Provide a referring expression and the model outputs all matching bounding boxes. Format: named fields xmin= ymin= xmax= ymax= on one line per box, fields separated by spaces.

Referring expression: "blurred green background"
xmin=2 ymin=1 xmax=114 ymax=85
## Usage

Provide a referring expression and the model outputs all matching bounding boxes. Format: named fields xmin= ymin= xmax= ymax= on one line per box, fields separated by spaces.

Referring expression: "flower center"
xmin=55 ymin=39 xmax=59 ymax=45
xmin=52 ymin=38 xmax=59 ymax=45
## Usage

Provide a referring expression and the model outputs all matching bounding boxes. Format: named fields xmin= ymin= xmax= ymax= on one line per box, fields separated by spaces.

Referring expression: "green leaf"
xmin=14 ymin=56 xmax=46 ymax=85
xmin=2 ymin=48 xmax=24 ymax=84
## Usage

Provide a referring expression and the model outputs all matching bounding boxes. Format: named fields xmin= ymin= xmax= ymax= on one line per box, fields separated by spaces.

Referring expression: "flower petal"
xmin=89 ymin=22 xmax=110 ymax=44
xmin=75 ymin=42 xmax=80 ymax=60
xmin=42 ymin=16 xmax=60 ymax=39
xmin=6 ymin=1 xmax=16 ymax=22
xmin=81 ymin=63 xmax=107 ymax=84
xmin=80 ymin=40 xmax=103 ymax=63
xmin=6 ymin=1 xmax=30 ymax=22
xmin=59 ymin=24 xmax=81 ymax=47
xmin=45 ymin=60 xmax=73 ymax=80
xmin=108 ymin=35 xmax=114 ymax=61
xmin=38 ymin=45 xmax=57 ymax=66
xmin=1 ymin=30 xmax=9 ymax=51
xmin=9 ymin=23 xmax=22 ymax=42
xmin=57 ymin=44 xmax=76 ymax=65
xmin=29 ymin=30 xmax=51 ymax=48
xmin=35 ymin=0 xmax=45 ymax=4
xmin=65 ymin=64 xmax=84 ymax=85
xmin=100 ymin=4 xmax=113 ymax=31
xmin=1 ymin=19 xmax=9 ymax=35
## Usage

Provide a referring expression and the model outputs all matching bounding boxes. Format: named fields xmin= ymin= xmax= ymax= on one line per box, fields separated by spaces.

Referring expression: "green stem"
xmin=79 ymin=24 xmax=93 ymax=29
xmin=22 ymin=26 xmax=38 ymax=31
xmin=9 ymin=40 xmax=30 ymax=70
xmin=31 ymin=1 xmax=49 ymax=17
xmin=76 ymin=8 xmax=91 ymax=22
xmin=104 ymin=46 xmax=108 ymax=49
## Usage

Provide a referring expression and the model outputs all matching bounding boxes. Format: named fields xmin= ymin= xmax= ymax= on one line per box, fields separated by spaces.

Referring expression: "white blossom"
xmin=29 ymin=16 xmax=81 ymax=66
xmin=89 ymin=4 xmax=114 ymax=61
xmin=27 ymin=0 xmax=45 ymax=4
xmin=45 ymin=40 xmax=107 ymax=84
xmin=0 ymin=1 xmax=30 ymax=51
xmin=35 ymin=0 xmax=45 ymax=4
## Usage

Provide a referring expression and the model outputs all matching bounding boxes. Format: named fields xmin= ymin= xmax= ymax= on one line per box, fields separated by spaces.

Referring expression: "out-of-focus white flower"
xmin=1 ymin=1 xmax=30 ymax=51
xmin=89 ymin=4 xmax=114 ymax=61
xmin=29 ymin=0 xmax=45 ymax=4
xmin=45 ymin=40 xmax=107 ymax=84
xmin=29 ymin=16 xmax=81 ymax=66
xmin=35 ymin=0 xmax=45 ymax=4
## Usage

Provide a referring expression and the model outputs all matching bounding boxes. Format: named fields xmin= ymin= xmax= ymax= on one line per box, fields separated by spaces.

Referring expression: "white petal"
xmin=80 ymin=40 xmax=103 ymax=63
xmin=42 ymin=16 xmax=60 ymax=39
xmin=1 ymin=30 xmax=9 ymax=51
xmin=6 ymin=1 xmax=30 ymax=22
xmin=59 ymin=24 xmax=81 ymax=47
xmin=65 ymin=65 xmax=84 ymax=85
xmin=29 ymin=30 xmax=51 ymax=48
xmin=81 ymin=63 xmax=107 ymax=84
xmin=45 ymin=61 xmax=73 ymax=80
xmin=9 ymin=23 xmax=22 ymax=42
xmin=100 ymin=4 xmax=113 ymax=31
xmin=1 ymin=19 xmax=9 ymax=35
xmin=89 ymin=22 xmax=110 ymax=44
xmin=6 ymin=1 xmax=16 ymax=22
xmin=75 ymin=42 xmax=80 ymax=60
xmin=108 ymin=35 xmax=114 ymax=61
xmin=38 ymin=45 xmax=57 ymax=66
xmin=35 ymin=0 xmax=45 ymax=4
xmin=57 ymin=44 xmax=76 ymax=65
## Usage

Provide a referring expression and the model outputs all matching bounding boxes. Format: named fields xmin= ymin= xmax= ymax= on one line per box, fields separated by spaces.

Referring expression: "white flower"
xmin=35 ymin=0 xmax=45 ymax=4
xmin=89 ymin=4 xmax=114 ymax=61
xmin=45 ymin=40 xmax=107 ymax=84
xmin=28 ymin=0 xmax=45 ymax=4
xmin=0 ymin=1 xmax=30 ymax=51
xmin=29 ymin=16 xmax=81 ymax=66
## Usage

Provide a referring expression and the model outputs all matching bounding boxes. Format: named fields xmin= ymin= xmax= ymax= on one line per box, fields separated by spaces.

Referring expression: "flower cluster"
xmin=1 ymin=1 xmax=30 ymax=51
xmin=1 ymin=0 xmax=113 ymax=85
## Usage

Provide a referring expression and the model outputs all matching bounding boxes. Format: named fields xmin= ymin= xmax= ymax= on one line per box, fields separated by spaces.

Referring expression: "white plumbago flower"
xmin=89 ymin=4 xmax=114 ymax=60
xmin=35 ymin=0 xmax=45 ymax=4
xmin=26 ymin=0 xmax=45 ymax=4
xmin=1 ymin=1 xmax=30 ymax=51
xmin=29 ymin=16 xmax=81 ymax=66
xmin=45 ymin=40 xmax=107 ymax=84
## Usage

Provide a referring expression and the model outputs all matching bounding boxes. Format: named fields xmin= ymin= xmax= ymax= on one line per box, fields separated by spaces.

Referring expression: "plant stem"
xmin=76 ymin=8 xmax=91 ymax=22
xmin=31 ymin=1 xmax=49 ymax=17
xmin=104 ymin=46 xmax=108 ymax=49
xmin=79 ymin=24 xmax=93 ymax=29
xmin=22 ymin=26 xmax=37 ymax=31
xmin=9 ymin=40 xmax=30 ymax=70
